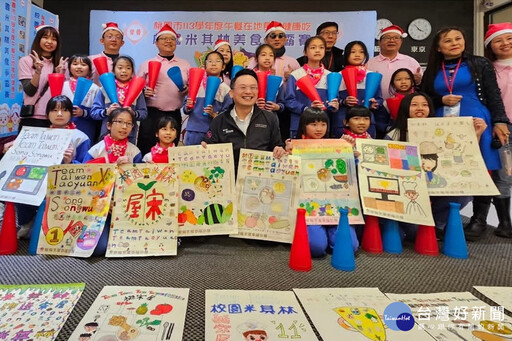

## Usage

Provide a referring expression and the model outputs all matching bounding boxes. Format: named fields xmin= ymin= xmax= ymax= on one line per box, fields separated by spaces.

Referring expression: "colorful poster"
xmin=294 ymin=288 xmax=434 ymax=341
xmin=69 ymin=286 xmax=189 ymax=341
xmin=386 ymin=291 xmax=512 ymax=341
xmin=0 ymin=127 xmax=73 ymax=205
xmin=206 ymin=290 xmax=318 ymax=341
xmin=107 ymin=164 xmax=179 ymax=257
xmin=408 ymin=117 xmax=499 ymax=196
xmin=37 ymin=164 xmax=116 ymax=257
xmin=0 ymin=283 xmax=84 ymax=340
xmin=169 ymin=144 xmax=237 ymax=236
xmin=356 ymin=139 xmax=434 ymax=225
xmin=27 ymin=3 xmax=59 ymax=48
xmin=291 ymin=139 xmax=363 ymax=225
xmin=474 ymin=286 xmax=512 ymax=313
xmin=235 ymin=149 xmax=301 ymax=243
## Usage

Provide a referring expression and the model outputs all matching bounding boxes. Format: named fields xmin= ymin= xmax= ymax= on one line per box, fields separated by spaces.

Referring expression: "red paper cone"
xmin=341 ymin=68 xmax=358 ymax=98
xmin=289 ymin=208 xmax=312 ymax=272
xmin=93 ymin=56 xmax=109 ymax=76
xmin=386 ymin=96 xmax=402 ymax=120
xmin=361 ymin=215 xmax=383 ymax=254
xmin=122 ymin=77 xmax=146 ymax=107
xmin=86 ymin=157 xmax=107 ymax=164
xmin=256 ymin=71 xmax=268 ymax=99
xmin=415 ymin=225 xmax=439 ymax=256
xmin=187 ymin=68 xmax=206 ymax=109
xmin=48 ymin=73 xmax=65 ymax=97
xmin=296 ymin=76 xmax=322 ymax=103
xmin=0 ymin=202 xmax=18 ymax=255
xmin=147 ymin=61 xmax=162 ymax=89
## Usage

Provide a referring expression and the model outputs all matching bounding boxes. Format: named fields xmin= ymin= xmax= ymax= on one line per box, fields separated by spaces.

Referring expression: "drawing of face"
xmin=404 ymin=190 xmax=419 ymax=201
xmin=421 ymin=158 xmax=436 ymax=172
xmin=259 ymin=187 xmax=275 ymax=204
xmin=244 ymin=331 xmax=268 ymax=341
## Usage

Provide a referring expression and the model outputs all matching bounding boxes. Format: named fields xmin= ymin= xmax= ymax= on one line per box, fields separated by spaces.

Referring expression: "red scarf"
xmin=343 ymin=128 xmax=370 ymax=140
xmin=345 ymin=65 xmax=367 ymax=83
xmin=51 ymin=122 xmax=76 ymax=129
xmin=151 ymin=142 xmax=173 ymax=163
xmin=303 ymin=64 xmax=324 ymax=86
xmin=69 ymin=77 xmax=78 ymax=93
xmin=104 ymin=134 xmax=128 ymax=163
xmin=115 ymin=79 xmax=130 ymax=106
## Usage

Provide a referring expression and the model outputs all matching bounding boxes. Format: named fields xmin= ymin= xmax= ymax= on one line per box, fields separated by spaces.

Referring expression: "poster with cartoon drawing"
xmin=234 ymin=149 xmax=301 ymax=243
xmin=291 ymin=139 xmax=364 ymax=225
xmin=356 ymin=139 xmax=434 ymax=225
xmin=168 ymin=144 xmax=237 ymax=236
xmin=386 ymin=291 xmax=512 ymax=341
xmin=474 ymin=286 xmax=512 ymax=313
xmin=106 ymin=164 xmax=179 ymax=257
xmin=0 ymin=127 xmax=73 ymax=206
xmin=69 ymin=286 xmax=189 ymax=341
xmin=408 ymin=117 xmax=499 ymax=196
xmin=294 ymin=288 xmax=434 ymax=341
xmin=206 ymin=290 xmax=318 ymax=341
xmin=37 ymin=164 xmax=116 ymax=257
xmin=0 ymin=283 xmax=84 ymax=341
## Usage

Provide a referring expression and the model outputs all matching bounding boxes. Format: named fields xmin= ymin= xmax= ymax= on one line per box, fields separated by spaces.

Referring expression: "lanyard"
xmin=441 ymin=58 xmax=462 ymax=94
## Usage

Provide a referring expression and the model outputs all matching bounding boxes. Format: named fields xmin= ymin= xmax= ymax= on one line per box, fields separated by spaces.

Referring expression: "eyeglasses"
xmin=158 ymin=37 xmax=176 ymax=42
xmin=112 ymin=120 xmax=134 ymax=127
xmin=234 ymin=86 xmax=258 ymax=92
xmin=320 ymin=30 xmax=339 ymax=37
xmin=381 ymin=36 xmax=402 ymax=41
xmin=268 ymin=33 xmax=286 ymax=39
xmin=206 ymin=59 xmax=223 ymax=64
xmin=104 ymin=34 xmax=123 ymax=41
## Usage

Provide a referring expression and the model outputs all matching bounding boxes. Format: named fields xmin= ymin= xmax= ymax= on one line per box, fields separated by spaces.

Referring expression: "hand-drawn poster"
xmin=408 ymin=117 xmax=499 ymax=196
xmin=386 ymin=291 xmax=512 ymax=341
xmin=37 ymin=164 xmax=116 ymax=257
xmin=292 ymin=139 xmax=363 ymax=225
xmin=169 ymin=144 xmax=237 ymax=236
xmin=206 ymin=290 xmax=318 ymax=341
xmin=356 ymin=139 xmax=434 ymax=226
xmin=69 ymin=286 xmax=189 ymax=341
xmin=0 ymin=283 xmax=84 ymax=341
xmin=0 ymin=127 xmax=73 ymax=205
xmin=234 ymin=149 xmax=301 ymax=243
xmin=107 ymin=164 xmax=179 ymax=257
xmin=474 ymin=286 xmax=512 ymax=313
xmin=294 ymin=288 xmax=434 ymax=341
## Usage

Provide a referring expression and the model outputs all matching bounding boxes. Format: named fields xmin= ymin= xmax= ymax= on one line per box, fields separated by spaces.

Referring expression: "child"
xmin=83 ymin=107 xmax=142 ymax=164
xmin=183 ymin=51 xmax=232 ymax=146
xmin=341 ymin=105 xmax=373 ymax=141
xmin=388 ymin=68 xmax=416 ymax=98
xmin=254 ymin=44 xmax=283 ymax=113
xmin=62 ymin=54 xmax=101 ymax=142
xmin=283 ymin=36 xmax=339 ymax=138
xmin=90 ymin=56 xmax=148 ymax=144
xmin=143 ymin=116 xmax=178 ymax=163
xmin=214 ymin=39 xmax=233 ymax=85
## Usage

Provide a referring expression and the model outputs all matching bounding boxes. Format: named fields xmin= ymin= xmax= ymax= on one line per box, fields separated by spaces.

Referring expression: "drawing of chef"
xmin=238 ymin=321 xmax=268 ymax=340
xmin=403 ymin=181 xmax=426 ymax=216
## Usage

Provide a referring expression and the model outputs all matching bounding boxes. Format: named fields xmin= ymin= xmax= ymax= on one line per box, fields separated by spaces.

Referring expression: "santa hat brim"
xmin=265 ymin=27 xmax=286 ymax=37
xmin=214 ymin=41 xmax=230 ymax=51
xmin=102 ymin=27 xmax=123 ymax=36
xmin=379 ymin=29 xmax=407 ymax=39
xmin=155 ymin=31 xmax=182 ymax=42
xmin=485 ymin=29 xmax=512 ymax=47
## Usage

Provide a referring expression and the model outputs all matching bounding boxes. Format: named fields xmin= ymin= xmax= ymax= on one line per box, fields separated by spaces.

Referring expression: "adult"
xmin=137 ymin=24 xmax=190 ymax=154
xmin=297 ymin=21 xmax=344 ymax=72
xmin=90 ymin=22 xmax=125 ymax=85
xmin=203 ymin=69 xmax=286 ymax=169
xmin=422 ymin=26 xmax=509 ymax=240
xmin=367 ymin=24 xmax=422 ymax=99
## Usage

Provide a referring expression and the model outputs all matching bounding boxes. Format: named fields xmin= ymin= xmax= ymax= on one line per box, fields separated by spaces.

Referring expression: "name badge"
xmin=443 ymin=102 xmax=460 ymax=117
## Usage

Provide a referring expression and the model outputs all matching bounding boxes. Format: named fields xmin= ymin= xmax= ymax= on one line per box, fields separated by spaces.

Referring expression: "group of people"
xmin=10 ymin=17 xmax=512 ymax=257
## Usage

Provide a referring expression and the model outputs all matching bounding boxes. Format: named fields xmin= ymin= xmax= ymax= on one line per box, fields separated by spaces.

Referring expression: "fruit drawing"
xmin=135 ymin=303 xmax=148 ymax=315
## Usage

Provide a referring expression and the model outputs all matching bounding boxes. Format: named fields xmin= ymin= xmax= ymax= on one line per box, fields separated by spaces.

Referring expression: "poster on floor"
xmin=294 ymin=287 xmax=435 ymax=341
xmin=386 ymin=291 xmax=512 ymax=341
xmin=206 ymin=290 xmax=318 ymax=341
xmin=474 ymin=286 xmax=512 ymax=312
xmin=69 ymin=286 xmax=189 ymax=341
xmin=37 ymin=164 xmax=116 ymax=257
xmin=107 ymin=164 xmax=179 ymax=257
xmin=356 ymin=139 xmax=434 ymax=225
xmin=234 ymin=149 xmax=301 ymax=243
xmin=291 ymin=139 xmax=364 ymax=225
xmin=0 ymin=283 xmax=84 ymax=341
xmin=0 ymin=127 xmax=74 ymax=205
xmin=169 ymin=143 xmax=237 ymax=236
xmin=408 ymin=117 xmax=499 ymax=196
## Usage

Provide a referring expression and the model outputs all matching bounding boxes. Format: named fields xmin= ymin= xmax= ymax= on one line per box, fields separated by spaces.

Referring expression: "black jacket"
xmin=297 ymin=46 xmax=344 ymax=72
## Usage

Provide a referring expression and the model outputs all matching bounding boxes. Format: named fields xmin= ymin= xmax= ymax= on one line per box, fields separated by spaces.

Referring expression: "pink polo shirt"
xmin=494 ymin=59 xmax=512 ymax=122
xmin=367 ymin=53 xmax=422 ymax=99
xmin=137 ymin=55 xmax=191 ymax=111
xmin=18 ymin=55 xmax=55 ymax=120
xmin=247 ymin=54 xmax=300 ymax=77
xmin=89 ymin=52 xmax=115 ymax=86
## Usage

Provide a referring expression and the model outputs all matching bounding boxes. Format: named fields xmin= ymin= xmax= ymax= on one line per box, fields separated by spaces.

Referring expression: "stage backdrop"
xmin=89 ymin=11 xmax=376 ymax=69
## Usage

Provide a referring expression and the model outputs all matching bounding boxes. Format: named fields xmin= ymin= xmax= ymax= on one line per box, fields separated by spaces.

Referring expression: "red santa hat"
xmin=379 ymin=24 xmax=408 ymax=39
xmin=101 ymin=22 xmax=123 ymax=36
xmin=213 ymin=39 xmax=230 ymax=51
xmin=155 ymin=24 xmax=182 ymax=42
xmin=35 ymin=24 xmax=56 ymax=32
xmin=484 ymin=22 xmax=512 ymax=47
xmin=265 ymin=21 xmax=286 ymax=37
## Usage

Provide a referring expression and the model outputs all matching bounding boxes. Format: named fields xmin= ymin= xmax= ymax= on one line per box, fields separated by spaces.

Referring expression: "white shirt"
xmin=230 ymin=107 xmax=254 ymax=135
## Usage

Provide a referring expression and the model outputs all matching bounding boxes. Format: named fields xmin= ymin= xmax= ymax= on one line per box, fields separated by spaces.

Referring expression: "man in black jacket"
xmin=297 ymin=21 xmax=344 ymax=72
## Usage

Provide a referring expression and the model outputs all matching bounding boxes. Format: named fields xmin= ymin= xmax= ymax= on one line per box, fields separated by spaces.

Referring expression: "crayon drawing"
xmin=474 ymin=286 xmax=512 ymax=313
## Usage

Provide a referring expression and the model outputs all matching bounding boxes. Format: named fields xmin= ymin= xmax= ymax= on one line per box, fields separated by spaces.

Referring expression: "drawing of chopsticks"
xmin=166 ymin=322 xmax=175 ymax=340
xmin=162 ymin=322 xmax=169 ymax=340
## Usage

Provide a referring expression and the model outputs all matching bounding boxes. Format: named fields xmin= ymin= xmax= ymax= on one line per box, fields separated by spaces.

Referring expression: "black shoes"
xmin=493 ymin=197 xmax=512 ymax=238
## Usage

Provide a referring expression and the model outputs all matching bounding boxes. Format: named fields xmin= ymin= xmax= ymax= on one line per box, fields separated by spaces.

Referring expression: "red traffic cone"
xmin=415 ymin=225 xmax=439 ymax=256
xmin=361 ymin=215 xmax=383 ymax=254
xmin=289 ymin=208 xmax=312 ymax=272
xmin=0 ymin=202 xmax=18 ymax=255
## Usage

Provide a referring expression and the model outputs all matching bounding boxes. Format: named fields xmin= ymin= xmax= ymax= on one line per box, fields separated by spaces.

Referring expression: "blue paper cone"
xmin=99 ymin=72 xmax=119 ymax=104
xmin=443 ymin=202 xmax=468 ymax=259
xmin=203 ymin=76 xmax=221 ymax=116
xmin=28 ymin=199 xmax=46 ymax=255
xmin=266 ymin=75 xmax=282 ymax=102
xmin=231 ymin=65 xmax=243 ymax=80
xmin=167 ymin=66 xmax=185 ymax=91
xmin=382 ymin=219 xmax=403 ymax=254
xmin=327 ymin=72 xmax=342 ymax=102
xmin=331 ymin=208 xmax=356 ymax=271
xmin=364 ymin=72 xmax=383 ymax=108
xmin=73 ymin=77 xmax=93 ymax=107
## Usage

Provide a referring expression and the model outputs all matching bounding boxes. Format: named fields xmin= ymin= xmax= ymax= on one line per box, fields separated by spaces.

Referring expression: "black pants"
xmin=137 ymin=107 xmax=181 ymax=156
